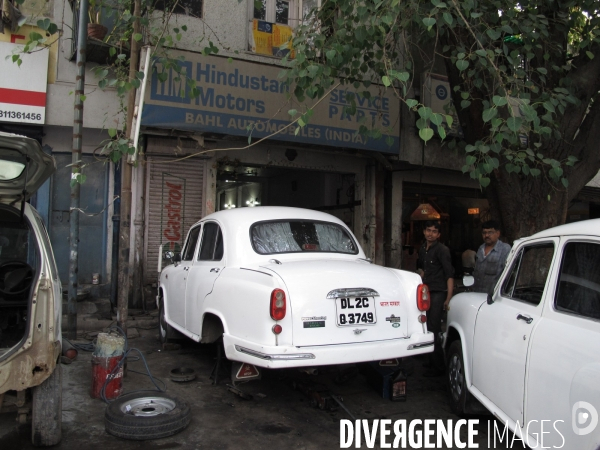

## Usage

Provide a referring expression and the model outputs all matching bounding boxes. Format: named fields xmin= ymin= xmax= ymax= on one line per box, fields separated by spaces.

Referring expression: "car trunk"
xmin=260 ymin=259 xmax=411 ymax=347
xmin=0 ymin=132 xmax=54 ymax=361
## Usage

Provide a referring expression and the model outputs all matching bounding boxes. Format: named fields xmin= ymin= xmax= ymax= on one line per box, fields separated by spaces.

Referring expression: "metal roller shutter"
xmin=144 ymin=155 xmax=206 ymax=284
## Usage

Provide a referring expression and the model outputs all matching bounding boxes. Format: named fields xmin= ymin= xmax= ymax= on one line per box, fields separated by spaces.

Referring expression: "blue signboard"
xmin=142 ymin=53 xmax=400 ymax=154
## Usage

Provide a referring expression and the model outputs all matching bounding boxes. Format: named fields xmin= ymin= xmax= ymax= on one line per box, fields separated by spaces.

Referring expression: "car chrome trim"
xmin=407 ymin=341 xmax=434 ymax=350
xmin=326 ymin=288 xmax=380 ymax=299
xmin=240 ymin=268 xmax=273 ymax=277
xmin=235 ymin=345 xmax=315 ymax=360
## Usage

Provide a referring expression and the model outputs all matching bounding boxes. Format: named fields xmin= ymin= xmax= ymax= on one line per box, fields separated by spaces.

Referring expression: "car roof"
xmin=195 ymin=206 xmax=365 ymax=265
xmin=527 ymin=218 xmax=600 ymax=240
xmin=200 ymin=206 xmax=350 ymax=226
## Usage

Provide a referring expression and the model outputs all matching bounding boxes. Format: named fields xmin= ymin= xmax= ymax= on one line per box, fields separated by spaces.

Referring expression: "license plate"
xmin=335 ymin=297 xmax=377 ymax=326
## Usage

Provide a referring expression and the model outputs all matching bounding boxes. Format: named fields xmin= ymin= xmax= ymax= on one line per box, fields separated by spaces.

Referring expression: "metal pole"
xmin=68 ymin=0 xmax=89 ymax=340
xmin=116 ymin=0 xmax=141 ymax=335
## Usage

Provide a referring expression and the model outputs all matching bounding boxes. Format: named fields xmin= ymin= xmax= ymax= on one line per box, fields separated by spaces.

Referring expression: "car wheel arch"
xmin=200 ymin=312 xmax=225 ymax=344
xmin=444 ymin=326 xmax=472 ymax=386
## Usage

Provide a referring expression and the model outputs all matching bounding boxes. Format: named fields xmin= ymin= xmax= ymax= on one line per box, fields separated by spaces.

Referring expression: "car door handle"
xmin=210 ymin=268 xmax=220 ymax=273
xmin=516 ymin=314 xmax=533 ymax=324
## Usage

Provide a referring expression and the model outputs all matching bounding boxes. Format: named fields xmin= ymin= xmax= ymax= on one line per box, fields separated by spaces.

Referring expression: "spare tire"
xmin=104 ymin=392 xmax=191 ymax=440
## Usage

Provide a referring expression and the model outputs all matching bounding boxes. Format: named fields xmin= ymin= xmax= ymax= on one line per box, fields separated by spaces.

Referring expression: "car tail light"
xmin=417 ymin=284 xmax=430 ymax=311
xmin=272 ymin=324 xmax=282 ymax=335
xmin=270 ymin=289 xmax=286 ymax=320
xmin=418 ymin=314 xmax=427 ymax=323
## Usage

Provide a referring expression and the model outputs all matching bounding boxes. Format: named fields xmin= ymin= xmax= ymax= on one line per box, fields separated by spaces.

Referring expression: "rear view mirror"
xmin=163 ymin=251 xmax=181 ymax=266
xmin=462 ymin=275 xmax=475 ymax=287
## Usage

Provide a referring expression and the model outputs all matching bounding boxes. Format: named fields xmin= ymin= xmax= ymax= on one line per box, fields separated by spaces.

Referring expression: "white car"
xmin=444 ymin=219 xmax=600 ymax=449
xmin=157 ymin=206 xmax=433 ymax=369
xmin=0 ymin=132 xmax=62 ymax=446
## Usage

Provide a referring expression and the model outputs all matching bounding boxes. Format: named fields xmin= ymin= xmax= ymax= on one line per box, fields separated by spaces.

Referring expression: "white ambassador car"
xmin=444 ymin=219 xmax=600 ymax=449
xmin=157 ymin=207 xmax=433 ymax=368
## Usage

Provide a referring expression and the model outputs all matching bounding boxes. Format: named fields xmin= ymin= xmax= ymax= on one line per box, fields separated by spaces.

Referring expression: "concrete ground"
xmin=0 ymin=311 xmax=512 ymax=450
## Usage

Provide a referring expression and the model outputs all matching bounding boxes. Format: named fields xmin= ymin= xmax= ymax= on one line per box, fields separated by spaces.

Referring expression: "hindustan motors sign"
xmin=142 ymin=53 xmax=400 ymax=153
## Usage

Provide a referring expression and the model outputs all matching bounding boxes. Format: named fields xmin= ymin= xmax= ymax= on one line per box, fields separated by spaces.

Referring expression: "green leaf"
xmin=445 ymin=115 xmax=453 ymax=128
xmin=326 ymin=49 xmax=336 ymax=60
xmin=430 ymin=113 xmax=443 ymax=126
xmin=486 ymin=29 xmax=501 ymax=40
xmin=422 ymin=18 xmax=436 ymax=28
xmin=396 ymin=72 xmax=410 ymax=82
xmin=466 ymin=155 xmax=476 ymax=165
xmin=417 ymin=107 xmax=432 ymax=120
xmin=405 ymin=99 xmax=418 ymax=108
xmin=109 ymin=47 xmax=117 ymax=57
xmin=456 ymin=60 xmax=469 ymax=71
xmin=443 ymin=12 xmax=453 ymax=25
xmin=586 ymin=51 xmax=594 ymax=60
xmin=480 ymin=177 xmax=490 ymax=187
xmin=493 ymin=96 xmax=507 ymax=107
xmin=530 ymin=168 xmax=541 ymax=176
xmin=461 ymin=100 xmax=471 ymax=109
xmin=134 ymin=33 xmax=143 ymax=42
xmin=507 ymin=117 xmax=523 ymax=132
xmin=543 ymin=101 xmax=555 ymax=113
xmin=79 ymin=94 xmax=87 ymax=102
xmin=419 ymin=127 xmax=434 ymax=142
xmin=561 ymin=178 xmax=569 ymax=188
xmin=382 ymin=76 xmax=391 ymax=87
xmin=288 ymin=109 xmax=298 ymax=117
xmin=482 ymin=108 xmax=498 ymax=123
xmin=108 ymin=128 xmax=117 ymax=138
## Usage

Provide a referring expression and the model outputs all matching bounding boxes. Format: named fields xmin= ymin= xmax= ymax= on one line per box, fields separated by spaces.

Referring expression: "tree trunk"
xmin=487 ymin=173 xmax=568 ymax=244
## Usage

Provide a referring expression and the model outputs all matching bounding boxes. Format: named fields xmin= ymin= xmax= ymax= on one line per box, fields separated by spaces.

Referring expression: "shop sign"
xmin=142 ymin=53 xmax=400 ymax=154
xmin=0 ymin=41 xmax=49 ymax=125
xmin=249 ymin=20 xmax=294 ymax=58
xmin=422 ymin=72 xmax=463 ymax=138
xmin=161 ymin=173 xmax=187 ymax=251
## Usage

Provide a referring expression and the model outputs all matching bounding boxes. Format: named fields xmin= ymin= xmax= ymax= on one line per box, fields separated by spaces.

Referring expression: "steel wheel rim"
xmin=120 ymin=396 xmax=176 ymax=416
xmin=449 ymin=353 xmax=463 ymax=402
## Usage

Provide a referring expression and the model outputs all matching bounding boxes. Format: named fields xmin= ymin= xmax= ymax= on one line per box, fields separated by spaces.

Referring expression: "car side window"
xmin=199 ymin=223 xmax=223 ymax=261
xmin=501 ymin=243 xmax=554 ymax=305
xmin=182 ymin=226 xmax=201 ymax=261
xmin=555 ymin=242 xmax=600 ymax=320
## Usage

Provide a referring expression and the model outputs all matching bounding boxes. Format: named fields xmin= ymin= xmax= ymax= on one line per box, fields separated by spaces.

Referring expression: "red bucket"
xmin=90 ymin=332 xmax=125 ymax=399
xmin=91 ymin=354 xmax=124 ymax=399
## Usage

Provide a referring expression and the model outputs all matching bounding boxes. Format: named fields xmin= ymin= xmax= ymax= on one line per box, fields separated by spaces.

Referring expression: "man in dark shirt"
xmin=416 ymin=220 xmax=454 ymax=377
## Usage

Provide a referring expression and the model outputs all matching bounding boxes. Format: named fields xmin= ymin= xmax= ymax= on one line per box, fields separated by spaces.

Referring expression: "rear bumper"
xmin=222 ymin=332 xmax=434 ymax=369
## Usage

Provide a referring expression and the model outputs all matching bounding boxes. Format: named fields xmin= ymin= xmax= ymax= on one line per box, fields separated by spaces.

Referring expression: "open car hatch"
xmin=0 ymin=132 xmax=55 ymax=205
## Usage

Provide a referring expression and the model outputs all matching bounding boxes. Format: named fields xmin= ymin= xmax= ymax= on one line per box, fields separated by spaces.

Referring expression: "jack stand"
xmin=209 ymin=340 xmax=229 ymax=385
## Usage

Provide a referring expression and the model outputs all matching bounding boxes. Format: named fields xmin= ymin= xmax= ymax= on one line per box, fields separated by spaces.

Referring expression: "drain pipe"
xmin=68 ymin=0 xmax=89 ymax=340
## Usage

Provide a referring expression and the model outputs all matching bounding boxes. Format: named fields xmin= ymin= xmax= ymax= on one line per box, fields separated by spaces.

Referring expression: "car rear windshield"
xmin=251 ymin=220 xmax=358 ymax=255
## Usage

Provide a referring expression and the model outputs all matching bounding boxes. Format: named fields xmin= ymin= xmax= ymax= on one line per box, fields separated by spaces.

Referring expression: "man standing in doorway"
xmin=417 ymin=220 xmax=454 ymax=377
xmin=473 ymin=220 xmax=511 ymax=295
